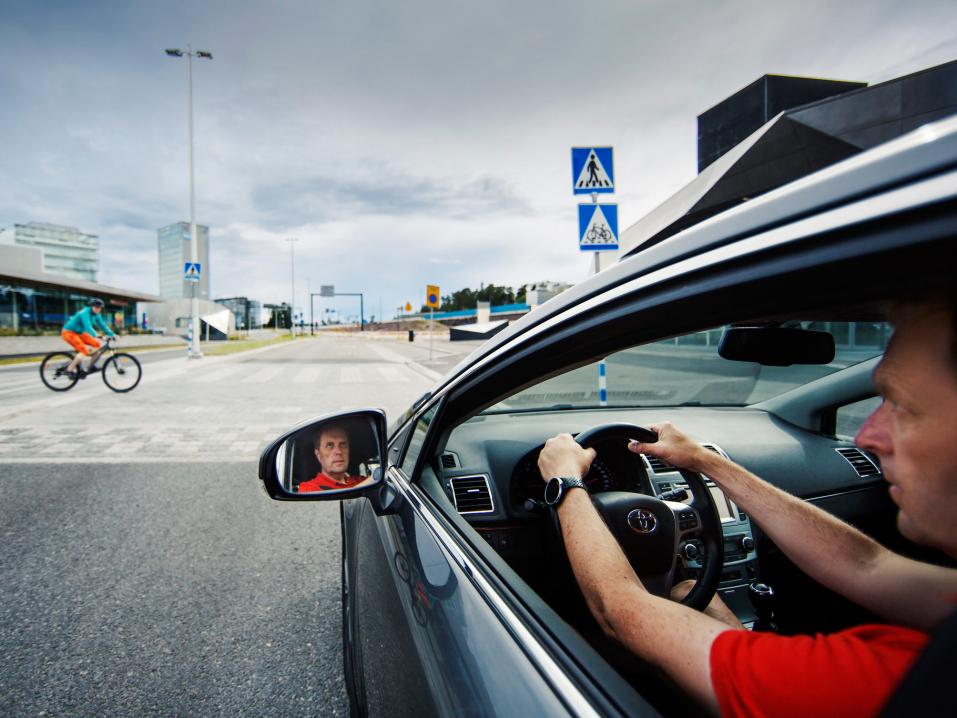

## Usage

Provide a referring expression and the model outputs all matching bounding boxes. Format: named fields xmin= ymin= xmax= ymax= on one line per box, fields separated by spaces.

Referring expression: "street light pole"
xmin=166 ymin=45 xmax=212 ymax=359
xmin=286 ymin=238 xmax=299 ymax=335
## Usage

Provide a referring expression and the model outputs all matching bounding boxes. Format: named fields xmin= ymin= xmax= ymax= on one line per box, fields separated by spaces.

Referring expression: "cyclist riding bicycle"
xmin=61 ymin=298 xmax=116 ymax=380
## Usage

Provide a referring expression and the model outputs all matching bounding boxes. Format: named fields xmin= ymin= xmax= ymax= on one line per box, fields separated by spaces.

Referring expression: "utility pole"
xmin=165 ymin=45 xmax=212 ymax=359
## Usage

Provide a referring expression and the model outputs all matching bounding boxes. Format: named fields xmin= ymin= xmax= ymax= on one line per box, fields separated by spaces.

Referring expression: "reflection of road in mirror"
xmin=276 ymin=415 xmax=381 ymax=494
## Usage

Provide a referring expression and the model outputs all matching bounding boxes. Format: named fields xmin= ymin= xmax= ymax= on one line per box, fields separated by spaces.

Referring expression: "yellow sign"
xmin=425 ymin=285 xmax=440 ymax=309
xmin=404 ymin=302 xmax=412 ymax=312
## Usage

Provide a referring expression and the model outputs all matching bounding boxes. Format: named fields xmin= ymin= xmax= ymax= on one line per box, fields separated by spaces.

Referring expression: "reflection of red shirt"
xmin=297 ymin=471 xmax=364 ymax=492
xmin=711 ymin=624 xmax=928 ymax=717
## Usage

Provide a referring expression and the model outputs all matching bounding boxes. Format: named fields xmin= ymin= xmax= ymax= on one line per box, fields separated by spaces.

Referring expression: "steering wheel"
xmin=552 ymin=423 xmax=724 ymax=611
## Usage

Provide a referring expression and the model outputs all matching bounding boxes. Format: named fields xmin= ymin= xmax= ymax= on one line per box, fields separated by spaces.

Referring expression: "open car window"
xmin=485 ymin=321 xmax=892 ymax=413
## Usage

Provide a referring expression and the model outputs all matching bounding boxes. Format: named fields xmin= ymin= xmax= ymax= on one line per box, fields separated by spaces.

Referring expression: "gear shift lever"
xmin=748 ymin=582 xmax=777 ymax=632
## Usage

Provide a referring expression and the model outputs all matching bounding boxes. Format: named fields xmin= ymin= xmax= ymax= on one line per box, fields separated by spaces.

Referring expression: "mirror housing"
xmin=258 ymin=408 xmax=388 ymax=501
xmin=718 ymin=327 xmax=835 ymax=366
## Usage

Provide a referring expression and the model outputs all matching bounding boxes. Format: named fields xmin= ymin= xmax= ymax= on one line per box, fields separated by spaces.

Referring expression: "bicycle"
xmin=40 ymin=337 xmax=143 ymax=393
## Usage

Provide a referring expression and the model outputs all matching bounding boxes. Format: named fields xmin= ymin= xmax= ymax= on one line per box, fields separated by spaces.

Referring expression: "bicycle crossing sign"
xmin=571 ymin=147 xmax=614 ymax=195
xmin=578 ymin=203 xmax=619 ymax=251
xmin=184 ymin=262 xmax=202 ymax=282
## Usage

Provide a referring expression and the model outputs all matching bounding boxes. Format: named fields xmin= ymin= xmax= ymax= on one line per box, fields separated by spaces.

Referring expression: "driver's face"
xmin=316 ymin=428 xmax=350 ymax=479
xmin=856 ymin=307 xmax=957 ymax=557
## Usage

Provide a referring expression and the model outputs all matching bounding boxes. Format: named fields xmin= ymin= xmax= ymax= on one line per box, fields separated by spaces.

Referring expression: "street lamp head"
xmin=165 ymin=48 xmax=184 ymax=57
xmin=196 ymin=51 xmax=213 ymax=59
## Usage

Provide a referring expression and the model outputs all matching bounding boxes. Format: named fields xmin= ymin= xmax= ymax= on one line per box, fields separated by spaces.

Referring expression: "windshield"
xmin=486 ymin=322 xmax=890 ymax=412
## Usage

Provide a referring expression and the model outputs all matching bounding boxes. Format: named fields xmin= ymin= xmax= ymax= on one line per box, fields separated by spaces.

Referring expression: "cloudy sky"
xmin=1 ymin=0 xmax=955 ymax=320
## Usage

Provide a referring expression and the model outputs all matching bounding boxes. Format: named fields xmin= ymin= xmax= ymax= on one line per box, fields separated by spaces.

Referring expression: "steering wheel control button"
xmin=677 ymin=509 xmax=698 ymax=531
xmin=681 ymin=542 xmax=700 ymax=560
xmin=627 ymin=508 xmax=658 ymax=534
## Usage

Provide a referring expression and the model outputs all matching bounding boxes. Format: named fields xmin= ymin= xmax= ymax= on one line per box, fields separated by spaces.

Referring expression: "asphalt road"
xmin=0 ymin=461 xmax=345 ymax=717
xmin=0 ymin=334 xmax=481 ymax=717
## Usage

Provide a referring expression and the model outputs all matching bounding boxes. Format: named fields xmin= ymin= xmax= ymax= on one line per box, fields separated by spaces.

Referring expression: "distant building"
xmin=0 ymin=222 xmax=98 ymax=282
xmin=158 ymin=222 xmax=210 ymax=300
xmin=526 ymin=280 xmax=572 ymax=307
xmin=616 ymin=59 xmax=957 ymax=262
xmin=1 ymin=243 xmax=159 ymax=332
xmin=216 ymin=296 xmax=262 ymax=329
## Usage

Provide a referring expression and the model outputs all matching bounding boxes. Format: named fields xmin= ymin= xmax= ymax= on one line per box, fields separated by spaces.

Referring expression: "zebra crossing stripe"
xmin=293 ymin=367 xmax=322 ymax=383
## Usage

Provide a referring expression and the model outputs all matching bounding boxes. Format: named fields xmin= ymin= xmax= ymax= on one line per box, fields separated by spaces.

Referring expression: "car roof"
xmin=436 ymin=114 xmax=957 ymax=393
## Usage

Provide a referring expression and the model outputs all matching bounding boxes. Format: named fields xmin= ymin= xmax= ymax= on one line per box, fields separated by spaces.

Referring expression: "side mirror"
xmin=259 ymin=409 xmax=388 ymax=501
xmin=718 ymin=327 xmax=835 ymax=366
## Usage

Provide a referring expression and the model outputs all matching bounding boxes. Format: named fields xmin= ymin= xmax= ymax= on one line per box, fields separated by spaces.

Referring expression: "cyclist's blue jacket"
xmin=63 ymin=307 xmax=116 ymax=338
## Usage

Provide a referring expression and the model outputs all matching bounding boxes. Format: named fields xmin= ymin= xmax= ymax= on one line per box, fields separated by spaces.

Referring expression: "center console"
xmin=642 ymin=445 xmax=760 ymax=625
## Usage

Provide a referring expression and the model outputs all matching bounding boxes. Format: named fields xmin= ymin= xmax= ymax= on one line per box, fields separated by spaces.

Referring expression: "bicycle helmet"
xmin=89 ymin=298 xmax=105 ymax=308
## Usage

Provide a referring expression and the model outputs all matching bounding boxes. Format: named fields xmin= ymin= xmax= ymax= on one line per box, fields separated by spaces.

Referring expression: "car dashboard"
xmin=435 ymin=405 xmax=885 ymax=625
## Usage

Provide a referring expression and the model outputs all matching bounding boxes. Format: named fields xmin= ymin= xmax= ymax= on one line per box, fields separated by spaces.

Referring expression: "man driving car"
xmin=297 ymin=424 xmax=370 ymax=492
xmin=538 ymin=292 xmax=957 ymax=716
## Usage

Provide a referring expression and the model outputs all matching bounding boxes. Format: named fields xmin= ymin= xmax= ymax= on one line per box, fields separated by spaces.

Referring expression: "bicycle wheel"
xmin=40 ymin=352 xmax=79 ymax=392
xmin=102 ymin=353 xmax=142 ymax=393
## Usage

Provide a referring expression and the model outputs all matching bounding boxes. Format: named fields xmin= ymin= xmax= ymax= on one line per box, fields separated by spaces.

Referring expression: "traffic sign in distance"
xmin=320 ymin=285 xmax=335 ymax=297
xmin=184 ymin=262 xmax=202 ymax=282
xmin=404 ymin=302 xmax=413 ymax=312
xmin=572 ymin=147 xmax=614 ymax=195
xmin=426 ymin=285 xmax=441 ymax=309
xmin=578 ymin=204 xmax=619 ymax=251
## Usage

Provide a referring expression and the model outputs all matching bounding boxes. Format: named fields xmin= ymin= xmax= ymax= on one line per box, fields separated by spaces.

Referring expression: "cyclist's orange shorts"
xmin=61 ymin=330 xmax=100 ymax=356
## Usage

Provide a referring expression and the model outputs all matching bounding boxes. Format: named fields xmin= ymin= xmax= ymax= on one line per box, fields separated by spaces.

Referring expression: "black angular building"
xmin=621 ymin=59 xmax=957 ymax=255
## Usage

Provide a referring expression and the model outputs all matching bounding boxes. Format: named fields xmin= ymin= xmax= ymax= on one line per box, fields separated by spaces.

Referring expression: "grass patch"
xmin=200 ymin=334 xmax=297 ymax=356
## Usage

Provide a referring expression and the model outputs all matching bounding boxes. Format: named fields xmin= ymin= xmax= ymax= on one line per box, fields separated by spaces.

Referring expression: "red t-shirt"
xmin=711 ymin=624 xmax=928 ymax=717
xmin=297 ymin=471 xmax=365 ymax=492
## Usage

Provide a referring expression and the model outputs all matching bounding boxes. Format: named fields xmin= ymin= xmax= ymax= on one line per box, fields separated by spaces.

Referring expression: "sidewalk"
xmin=0 ymin=334 xmax=186 ymax=359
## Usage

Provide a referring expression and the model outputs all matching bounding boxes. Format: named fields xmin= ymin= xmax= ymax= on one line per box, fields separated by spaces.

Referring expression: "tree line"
xmin=420 ymin=283 xmax=532 ymax=313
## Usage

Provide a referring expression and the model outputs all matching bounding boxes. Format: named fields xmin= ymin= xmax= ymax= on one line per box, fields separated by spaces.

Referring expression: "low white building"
xmin=137 ymin=298 xmax=235 ymax=340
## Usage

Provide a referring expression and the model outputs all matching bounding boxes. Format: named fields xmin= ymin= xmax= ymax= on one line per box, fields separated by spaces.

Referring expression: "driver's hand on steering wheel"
xmin=627 ymin=422 xmax=711 ymax=474
xmin=538 ymin=433 xmax=596 ymax=482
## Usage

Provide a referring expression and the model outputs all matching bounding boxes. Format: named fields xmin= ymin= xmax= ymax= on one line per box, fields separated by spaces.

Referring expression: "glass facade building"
xmin=0 ymin=222 xmax=99 ymax=282
xmin=0 ymin=285 xmax=138 ymax=333
xmin=158 ymin=222 xmax=210 ymax=300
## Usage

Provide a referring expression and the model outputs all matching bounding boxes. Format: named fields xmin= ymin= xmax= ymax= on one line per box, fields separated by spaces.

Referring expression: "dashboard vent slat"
xmin=835 ymin=448 xmax=881 ymax=478
xmin=440 ymin=452 xmax=459 ymax=469
xmin=644 ymin=455 xmax=675 ymax=473
xmin=450 ymin=475 xmax=494 ymax=514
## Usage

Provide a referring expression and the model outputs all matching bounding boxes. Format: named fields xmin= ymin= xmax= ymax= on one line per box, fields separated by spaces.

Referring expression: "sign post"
xmin=572 ymin=147 xmax=618 ymax=404
xmin=426 ymin=285 xmax=440 ymax=361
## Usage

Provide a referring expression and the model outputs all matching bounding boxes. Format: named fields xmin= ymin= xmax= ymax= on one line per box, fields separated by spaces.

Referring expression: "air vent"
xmin=440 ymin=452 xmax=459 ymax=469
xmin=835 ymin=448 xmax=881 ymax=478
xmin=450 ymin=475 xmax=494 ymax=514
xmin=644 ymin=455 xmax=675 ymax=473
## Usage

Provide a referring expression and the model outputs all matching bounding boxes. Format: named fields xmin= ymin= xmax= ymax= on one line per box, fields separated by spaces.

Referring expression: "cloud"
xmin=2 ymin=0 xmax=957 ymax=317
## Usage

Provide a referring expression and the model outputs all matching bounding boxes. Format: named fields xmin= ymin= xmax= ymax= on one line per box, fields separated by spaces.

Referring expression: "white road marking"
xmin=243 ymin=366 xmax=285 ymax=383
xmin=340 ymin=367 xmax=362 ymax=383
xmin=377 ymin=365 xmax=410 ymax=383
xmin=293 ymin=367 xmax=322 ymax=383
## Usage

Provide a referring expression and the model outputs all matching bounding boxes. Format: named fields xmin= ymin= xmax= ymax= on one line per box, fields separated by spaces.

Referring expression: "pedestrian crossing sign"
xmin=578 ymin=203 xmax=619 ymax=251
xmin=571 ymin=147 xmax=614 ymax=195
xmin=184 ymin=262 xmax=202 ymax=282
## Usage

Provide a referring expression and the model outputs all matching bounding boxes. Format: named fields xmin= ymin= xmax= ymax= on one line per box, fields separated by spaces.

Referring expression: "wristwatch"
xmin=543 ymin=476 xmax=587 ymax=507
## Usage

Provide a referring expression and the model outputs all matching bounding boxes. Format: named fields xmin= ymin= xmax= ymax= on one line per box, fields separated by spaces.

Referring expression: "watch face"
xmin=544 ymin=477 xmax=562 ymax=506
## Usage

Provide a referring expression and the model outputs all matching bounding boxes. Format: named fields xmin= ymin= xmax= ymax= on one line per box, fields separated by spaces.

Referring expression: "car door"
xmin=345 ymin=403 xmax=599 ymax=717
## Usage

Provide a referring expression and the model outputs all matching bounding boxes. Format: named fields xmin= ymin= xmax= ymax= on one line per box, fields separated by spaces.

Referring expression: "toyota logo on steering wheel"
xmin=627 ymin=508 xmax=658 ymax=534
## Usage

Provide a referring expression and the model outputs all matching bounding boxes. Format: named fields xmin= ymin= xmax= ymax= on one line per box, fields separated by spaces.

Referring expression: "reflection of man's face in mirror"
xmin=315 ymin=427 xmax=350 ymax=480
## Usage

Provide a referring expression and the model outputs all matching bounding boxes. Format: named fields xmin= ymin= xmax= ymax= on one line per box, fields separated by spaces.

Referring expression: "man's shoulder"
xmin=711 ymin=625 xmax=928 ymax=718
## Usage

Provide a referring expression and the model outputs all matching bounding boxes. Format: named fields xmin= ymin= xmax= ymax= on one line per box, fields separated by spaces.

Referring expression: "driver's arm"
xmin=539 ymin=433 xmax=736 ymax=715
xmin=630 ymin=422 xmax=957 ymax=631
